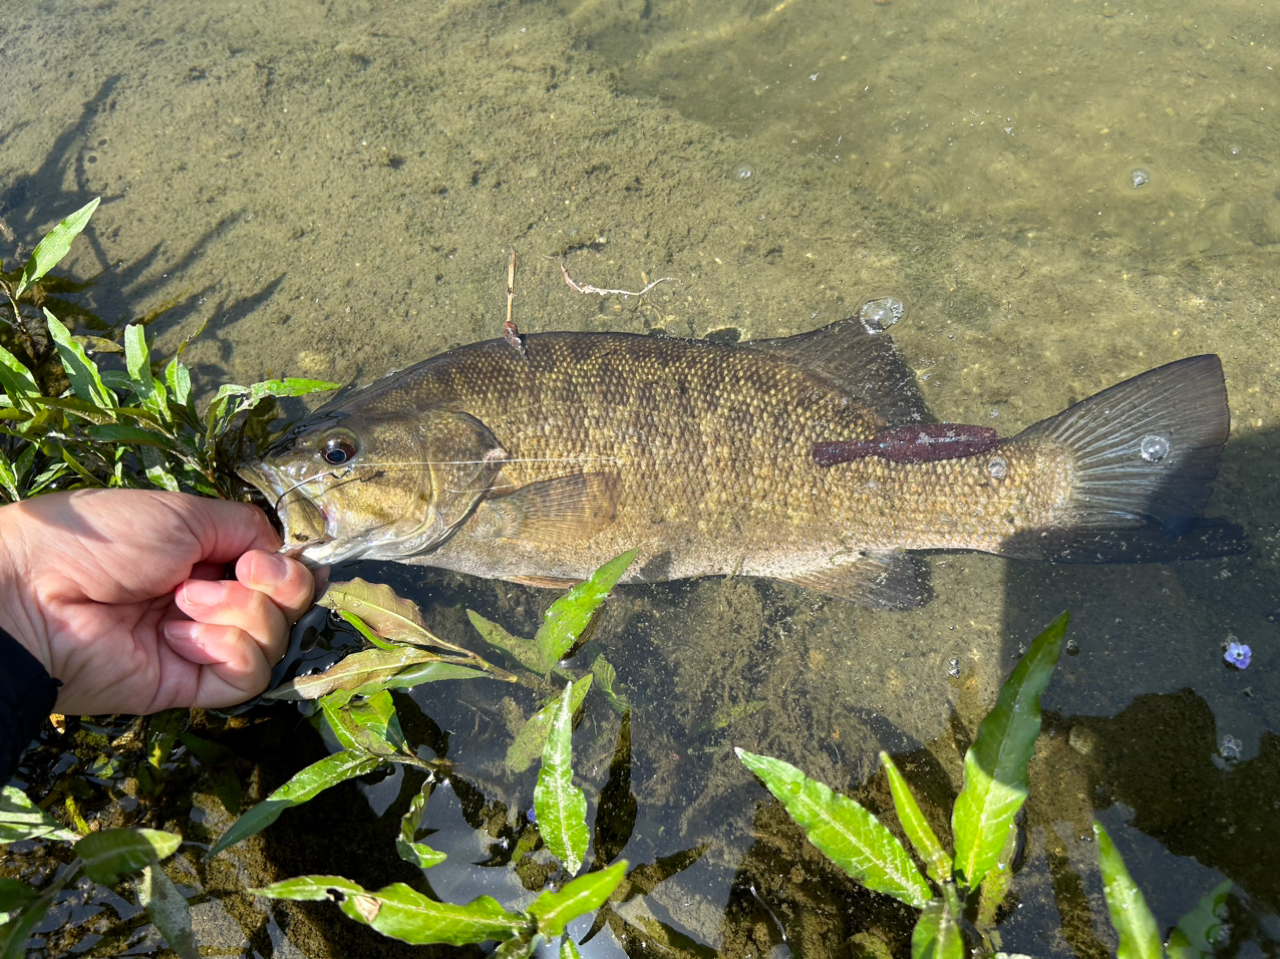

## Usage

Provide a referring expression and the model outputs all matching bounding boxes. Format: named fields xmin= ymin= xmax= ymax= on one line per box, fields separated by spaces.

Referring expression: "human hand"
xmin=0 ymin=489 xmax=315 ymax=715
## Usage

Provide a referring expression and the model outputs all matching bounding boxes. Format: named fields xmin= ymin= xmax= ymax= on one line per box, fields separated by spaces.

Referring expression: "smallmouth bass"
xmin=240 ymin=320 xmax=1245 ymax=608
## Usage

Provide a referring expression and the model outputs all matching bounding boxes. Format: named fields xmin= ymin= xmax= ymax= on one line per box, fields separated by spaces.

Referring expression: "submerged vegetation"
xmin=0 ymin=205 xmax=1251 ymax=957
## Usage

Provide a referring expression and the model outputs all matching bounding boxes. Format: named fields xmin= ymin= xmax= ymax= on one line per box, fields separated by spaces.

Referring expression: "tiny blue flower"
xmin=1224 ymin=641 xmax=1251 ymax=670
xmin=526 ymin=805 xmax=537 ymax=824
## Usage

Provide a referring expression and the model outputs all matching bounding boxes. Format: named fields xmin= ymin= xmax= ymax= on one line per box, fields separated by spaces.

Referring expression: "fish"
xmin=238 ymin=319 xmax=1247 ymax=609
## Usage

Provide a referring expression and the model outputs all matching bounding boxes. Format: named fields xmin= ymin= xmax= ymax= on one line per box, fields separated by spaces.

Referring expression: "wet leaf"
xmin=14 ymin=197 xmax=100 ymax=301
xmin=73 ymin=335 xmax=123 ymax=354
xmin=138 ymin=863 xmax=198 ymax=959
xmin=253 ymin=876 xmax=530 ymax=946
xmin=46 ymin=309 xmax=114 ymax=409
xmin=528 ymin=861 xmax=627 ymax=937
xmin=75 ymin=828 xmax=180 ymax=885
xmin=0 ymin=345 xmax=39 ymax=414
xmin=352 ymin=661 xmax=490 ymax=696
xmin=86 ymin=424 xmax=178 ymax=449
xmin=322 ymin=689 xmax=408 ymax=757
xmin=206 ymin=750 xmax=385 ymax=858
xmin=591 ymin=655 xmax=631 ymax=716
xmin=164 ymin=359 xmax=192 ymax=410
xmin=536 ymin=549 xmax=636 ymax=670
xmin=1167 ymin=879 xmax=1233 ymax=959
xmin=397 ymin=781 xmax=446 ymax=870
xmin=534 ymin=684 xmax=589 ymax=875
xmin=266 ymin=646 xmax=451 ymax=700
xmin=319 ymin=579 xmax=468 ymax=655
xmin=493 ymin=933 xmax=541 ymax=959
xmin=561 ymin=938 xmax=583 ymax=959
xmin=1093 ymin=820 xmax=1162 ymax=959
xmin=736 ymin=748 xmax=931 ymax=909
xmin=507 ymin=674 xmax=593 ymax=774
xmin=911 ymin=897 xmax=963 ymax=959
xmin=0 ymin=786 xmax=79 ymax=843
xmin=879 ymin=751 xmax=950 ymax=885
xmin=952 ymin=612 xmax=1067 ymax=890
xmin=468 ymin=610 xmax=545 ymax=673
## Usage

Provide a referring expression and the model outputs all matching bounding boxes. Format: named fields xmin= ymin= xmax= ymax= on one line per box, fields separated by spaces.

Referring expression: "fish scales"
xmin=242 ymin=321 xmax=1245 ymax=608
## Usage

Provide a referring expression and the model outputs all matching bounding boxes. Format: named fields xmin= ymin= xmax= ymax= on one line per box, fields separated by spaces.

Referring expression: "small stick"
xmin=549 ymin=255 xmax=678 ymax=299
xmin=502 ymin=248 xmax=526 ymax=357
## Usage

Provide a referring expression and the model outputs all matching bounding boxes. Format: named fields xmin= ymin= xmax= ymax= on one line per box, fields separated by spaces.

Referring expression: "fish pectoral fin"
xmin=781 ymin=550 xmax=932 ymax=609
xmin=472 ymin=472 xmax=622 ymax=545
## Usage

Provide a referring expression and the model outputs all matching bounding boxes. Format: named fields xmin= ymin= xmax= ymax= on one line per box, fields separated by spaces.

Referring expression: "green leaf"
xmin=736 ymin=748 xmax=931 ymax=909
xmin=0 ymin=346 xmax=39 ymax=414
xmin=1093 ymin=821 xmax=1163 ymax=959
xmin=206 ymin=751 xmax=385 ymax=858
xmin=319 ymin=579 xmax=470 ymax=655
xmin=1167 ymin=879 xmax=1233 ymax=959
xmin=0 ymin=879 xmax=36 ymax=915
xmin=468 ymin=609 xmax=546 ymax=673
xmin=267 ymin=646 xmax=453 ymax=701
xmin=493 ymin=934 xmax=541 ymax=959
xmin=561 ymin=937 xmax=584 ymax=959
xmin=85 ymin=424 xmax=179 ymax=449
xmin=529 ymin=861 xmax=628 ymax=937
xmin=321 ymin=689 xmax=408 ymax=757
xmin=138 ymin=863 xmax=198 ymax=959
xmin=164 ymin=359 xmax=193 ymax=410
xmin=45 ymin=309 xmax=114 ymax=409
xmin=396 ymin=781 xmax=446 ymax=870
xmin=0 ymin=786 xmax=79 ymax=843
xmin=591 ymin=655 xmax=632 ymax=716
xmin=14 ymin=197 xmax=100 ymax=301
xmin=507 ymin=674 xmax=594 ymax=774
xmin=910 ymin=897 xmax=964 ymax=959
xmin=536 ymin=549 xmax=636 ymax=671
xmin=253 ymin=876 xmax=530 ymax=946
xmin=123 ymin=324 xmax=166 ymax=420
xmin=879 ymin=752 xmax=950 ymax=884
xmin=353 ymin=661 xmax=489 ymax=696
xmin=0 ymin=877 xmax=62 ymax=959
xmin=535 ymin=684 xmax=590 ymax=875
xmin=75 ymin=828 xmax=181 ymax=885
xmin=951 ymin=611 xmax=1068 ymax=890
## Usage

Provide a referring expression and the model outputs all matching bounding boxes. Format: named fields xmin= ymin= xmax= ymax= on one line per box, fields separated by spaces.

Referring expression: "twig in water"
xmin=549 ymin=256 xmax=679 ymax=299
xmin=502 ymin=248 xmax=526 ymax=357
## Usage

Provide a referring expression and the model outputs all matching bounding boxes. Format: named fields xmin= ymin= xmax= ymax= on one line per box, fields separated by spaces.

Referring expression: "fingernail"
xmin=163 ymin=620 xmax=201 ymax=642
xmin=182 ymin=580 xmax=228 ymax=606
xmin=249 ymin=552 xmax=290 ymax=588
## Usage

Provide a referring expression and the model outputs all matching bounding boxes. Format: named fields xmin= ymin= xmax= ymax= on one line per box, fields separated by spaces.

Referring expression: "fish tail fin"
xmin=1002 ymin=354 xmax=1248 ymax=562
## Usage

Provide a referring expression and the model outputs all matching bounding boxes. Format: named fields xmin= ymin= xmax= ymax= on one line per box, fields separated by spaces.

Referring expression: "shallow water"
xmin=2 ymin=0 xmax=1278 ymax=955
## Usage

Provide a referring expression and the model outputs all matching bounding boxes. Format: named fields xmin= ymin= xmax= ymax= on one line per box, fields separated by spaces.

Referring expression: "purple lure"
xmin=813 ymin=424 xmax=1000 ymax=467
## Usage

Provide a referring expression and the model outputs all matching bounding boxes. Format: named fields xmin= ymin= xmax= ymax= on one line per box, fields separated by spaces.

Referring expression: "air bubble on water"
xmin=733 ymin=162 xmax=756 ymax=182
xmin=987 ymin=456 xmax=1008 ymax=480
xmin=1130 ymin=168 xmax=1150 ymax=188
xmin=1227 ymin=143 xmax=1243 ymax=159
xmin=1139 ymin=433 xmax=1171 ymax=462
xmin=1219 ymin=734 xmax=1243 ymax=761
xmin=1065 ymin=638 xmax=1081 ymax=656
xmin=948 ymin=657 xmax=960 ymax=678
xmin=856 ymin=295 xmax=906 ymax=333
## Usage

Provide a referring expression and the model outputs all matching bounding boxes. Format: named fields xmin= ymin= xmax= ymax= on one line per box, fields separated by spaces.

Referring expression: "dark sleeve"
xmin=0 ymin=627 xmax=59 ymax=784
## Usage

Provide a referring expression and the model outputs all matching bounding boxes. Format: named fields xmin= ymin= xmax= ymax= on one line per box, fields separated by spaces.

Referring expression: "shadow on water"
xmin=0 ymin=78 xmax=283 ymax=349
xmin=997 ymin=419 xmax=1280 ymax=951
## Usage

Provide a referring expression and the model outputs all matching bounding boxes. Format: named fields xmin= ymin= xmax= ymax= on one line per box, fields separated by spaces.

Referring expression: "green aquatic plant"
xmin=212 ymin=553 xmax=642 ymax=954
xmin=0 ymin=198 xmax=338 ymax=502
xmin=737 ymin=612 xmax=1071 ymax=957
xmin=0 ymin=786 xmax=195 ymax=959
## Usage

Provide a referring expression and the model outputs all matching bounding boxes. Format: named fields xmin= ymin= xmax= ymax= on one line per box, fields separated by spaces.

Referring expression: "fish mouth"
xmin=238 ymin=462 xmax=332 ymax=563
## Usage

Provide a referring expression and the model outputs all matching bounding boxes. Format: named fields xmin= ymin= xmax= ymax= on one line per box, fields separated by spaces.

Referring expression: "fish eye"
xmin=320 ymin=433 xmax=358 ymax=466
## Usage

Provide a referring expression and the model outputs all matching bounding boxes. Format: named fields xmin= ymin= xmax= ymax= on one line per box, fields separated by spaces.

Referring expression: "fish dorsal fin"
xmin=780 ymin=550 xmax=932 ymax=609
xmin=471 ymin=473 xmax=622 ymax=546
xmin=747 ymin=319 xmax=931 ymax=426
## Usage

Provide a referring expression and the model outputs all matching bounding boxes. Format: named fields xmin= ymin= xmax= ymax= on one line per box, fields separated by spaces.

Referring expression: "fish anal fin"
xmin=747 ymin=318 xmax=931 ymax=426
xmin=474 ymin=472 xmax=621 ymax=546
xmin=781 ymin=550 xmax=932 ymax=609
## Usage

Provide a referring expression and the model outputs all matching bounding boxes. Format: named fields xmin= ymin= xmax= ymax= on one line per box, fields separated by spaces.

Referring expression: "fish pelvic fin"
xmin=1003 ymin=354 xmax=1248 ymax=563
xmin=782 ymin=550 xmax=933 ymax=609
